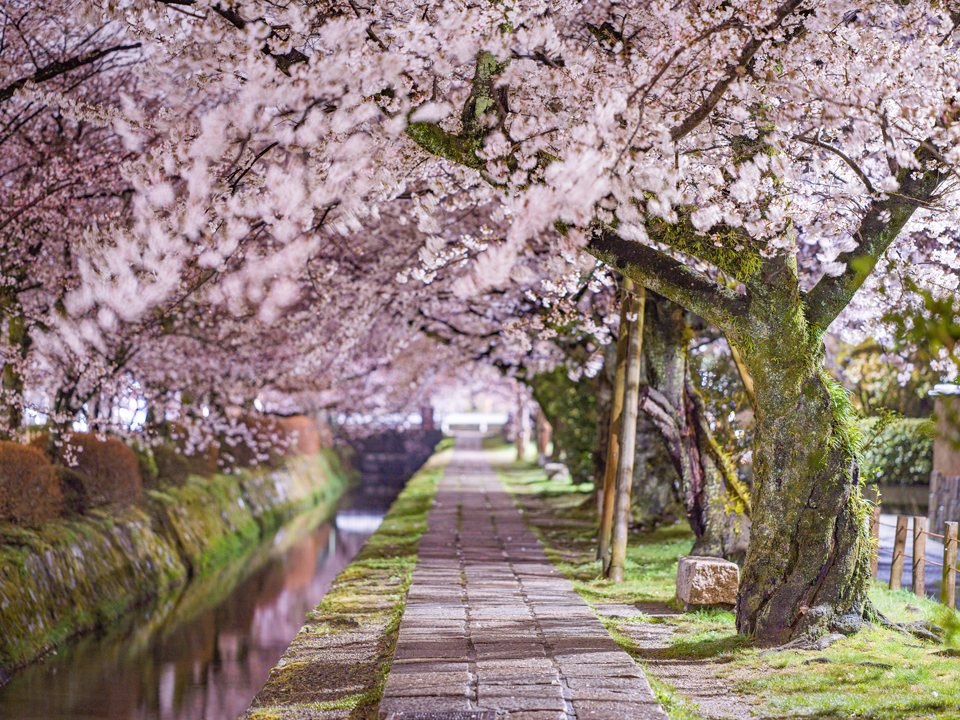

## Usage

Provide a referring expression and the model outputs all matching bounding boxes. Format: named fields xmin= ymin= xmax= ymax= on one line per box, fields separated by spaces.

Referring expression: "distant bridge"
xmin=439 ymin=412 xmax=509 ymax=435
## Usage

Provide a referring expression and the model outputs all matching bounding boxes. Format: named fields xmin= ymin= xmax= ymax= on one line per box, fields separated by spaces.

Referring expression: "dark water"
xmin=0 ymin=499 xmax=390 ymax=720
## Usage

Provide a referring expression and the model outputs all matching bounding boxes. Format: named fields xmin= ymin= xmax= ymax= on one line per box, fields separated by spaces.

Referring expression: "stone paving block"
xmin=476 ymin=693 xmax=566 ymax=713
xmin=555 ymin=660 xmax=644 ymax=678
xmin=474 ymin=657 xmax=556 ymax=672
xmin=475 ymin=670 xmax=560 ymax=685
xmin=477 ymin=684 xmax=564 ymax=701
xmin=391 ymin=641 xmax=470 ymax=660
xmin=386 ymin=671 xmax=473 ymax=687
xmin=572 ymin=699 xmax=668 ymax=719
xmin=474 ymin=643 xmax=547 ymax=660
xmin=501 ymin=711 xmax=566 ymax=720
xmin=383 ymin=684 xmax=476 ymax=698
xmin=566 ymin=675 xmax=650 ymax=692
xmin=389 ymin=660 xmax=472 ymax=674
xmin=377 ymin=696 xmax=478 ymax=718
xmin=379 ymin=445 xmax=665 ymax=720
xmin=554 ymin=650 xmax=632 ymax=664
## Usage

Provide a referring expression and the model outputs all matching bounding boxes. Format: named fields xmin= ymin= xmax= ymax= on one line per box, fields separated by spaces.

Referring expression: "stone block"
xmin=543 ymin=463 xmax=570 ymax=482
xmin=675 ymin=555 xmax=739 ymax=610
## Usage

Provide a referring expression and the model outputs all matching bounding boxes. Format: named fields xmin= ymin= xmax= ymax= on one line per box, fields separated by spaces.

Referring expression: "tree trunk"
xmin=514 ymin=401 xmax=529 ymax=461
xmin=597 ymin=291 xmax=630 ymax=562
xmin=0 ymin=312 xmax=28 ymax=440
xmin=735 ymin=331 xmax=871 ymax=644
xmin=535 ymin=409 xmax=551 ymax=463
xmin=608 ymin=283 xmax=645 ymax=581
xmin=638 ymin=295 xmax=750 ymax=562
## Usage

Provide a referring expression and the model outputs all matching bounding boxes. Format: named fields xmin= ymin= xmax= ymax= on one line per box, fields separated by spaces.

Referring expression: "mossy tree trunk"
xmin=587 ymin=226 xmax=935 ymax=643
xmin=638 ymin=294 xmax=749 ymax=562
xmin=734 ymin=303 xmax=871 ymax=643
xmin=0 ymin=310 xmax=28 ymax=440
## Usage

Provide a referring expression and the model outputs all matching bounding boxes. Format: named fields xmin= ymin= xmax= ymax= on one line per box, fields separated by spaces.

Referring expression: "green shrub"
xmin=151 ymin=443 xmax=191 ymax=486
xmin=130 ymin=441 xmax=159 ymax=488
xmin=31 ymin=432 xmax=142 ymax=509
xmin=0 ymin=441 xmax=64 ymax=525
xmin=528 ymin=368 xmax=599 ymax=484
xmin=860 ymin=417 xmax=935 ymax=486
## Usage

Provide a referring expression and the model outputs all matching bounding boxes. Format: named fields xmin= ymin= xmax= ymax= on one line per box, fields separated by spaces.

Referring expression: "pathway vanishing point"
xmin=378 ymin=438 xmax=667 ymax=720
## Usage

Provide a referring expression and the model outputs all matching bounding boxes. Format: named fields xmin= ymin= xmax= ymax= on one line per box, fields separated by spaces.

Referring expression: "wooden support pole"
xmin=890 ymin=515 xmax=908 ymax=591
xmin=535 ymin=410 xmax=551 ymax=462
xmin=869 ymin=505 xmax=881 ymax=578
xmin=944 ymin=521 xmax=958 ymax=610
xmin=913 ymin=516 xmax=926 ymax=597
xmin=608 ymin=284 xmax=645 ymax=583
xmin=597 ymin=282 xmax=631 ymax=563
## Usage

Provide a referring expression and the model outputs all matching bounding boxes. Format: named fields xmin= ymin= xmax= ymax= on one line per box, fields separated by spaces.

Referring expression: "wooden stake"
xmin=597 ymin=281 xmax=631 ymax=564
xmin=890 ymin=515 xmax=908 ymax=591
xmin=913 ymin=516 xmax=926 ymax=597
xmin=608 ymin=284 xmax=645 ymax=583
xmin=944 ymin=521 xmax=958 ymax=610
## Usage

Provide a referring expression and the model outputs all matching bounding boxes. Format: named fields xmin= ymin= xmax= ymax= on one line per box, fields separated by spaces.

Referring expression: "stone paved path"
xmin=379 ymin=439 xmax=667 ymax=720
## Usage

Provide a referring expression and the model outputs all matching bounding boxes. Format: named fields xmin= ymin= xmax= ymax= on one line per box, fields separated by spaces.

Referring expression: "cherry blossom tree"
xmin=0 ymin=0 xmax=144 ymax=438
xmin=15 ymin=0 xmax=957 ymax=643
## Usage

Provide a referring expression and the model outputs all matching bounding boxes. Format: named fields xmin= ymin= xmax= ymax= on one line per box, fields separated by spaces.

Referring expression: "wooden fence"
xmin=870 ymin=508 xmax=958 ymax=609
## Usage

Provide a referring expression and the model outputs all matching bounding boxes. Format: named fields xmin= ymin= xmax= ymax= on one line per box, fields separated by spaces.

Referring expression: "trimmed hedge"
xmin=0 ymin=442 xmax=63 ymax=525
xmin=860 ymin=417 xmax=935 ymax=486
xmin=31 ymin=432 xmax=142 ymax=509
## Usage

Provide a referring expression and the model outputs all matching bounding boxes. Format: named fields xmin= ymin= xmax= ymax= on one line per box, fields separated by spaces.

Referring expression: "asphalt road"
xmin=875 ymin=513 xmax=959 ymax=599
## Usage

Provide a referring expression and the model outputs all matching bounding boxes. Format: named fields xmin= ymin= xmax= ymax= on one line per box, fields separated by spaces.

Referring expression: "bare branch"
xmin=805 ymin=153 xmax=945 ymax=332
xmin=0 ymin=42 xmax=141 ymax=104
xmin=670 ymin=0 xmax=807 ymax=142
xmin=793 ymin=133 xmax=876 ymax=194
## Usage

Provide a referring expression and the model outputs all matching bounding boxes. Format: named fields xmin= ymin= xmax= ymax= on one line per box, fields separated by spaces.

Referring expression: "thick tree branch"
xmin=0 ymin=43 xmax=141 ymax=104
xmin=587 ymin=226 xmax=747 ymax=333
xmin=404 ymin=51 xmax=508 ymax=173
xmin=804 ymin=157 xmax=945 ymax=332
xmin=670 ymin=0 xmax=807 ymax=142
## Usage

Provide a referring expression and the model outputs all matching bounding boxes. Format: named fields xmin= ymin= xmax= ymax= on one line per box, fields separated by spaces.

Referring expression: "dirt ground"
xmin=595 ymin=602 xmax=761 ymax=720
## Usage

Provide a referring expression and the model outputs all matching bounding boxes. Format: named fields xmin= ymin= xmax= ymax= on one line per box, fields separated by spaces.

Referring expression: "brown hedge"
xmin=276 ymin=416 xmax=323 ymax=456
xmin=31 ymin=433 xmax=142 ymax=510
xmin=0 ymin=441 xmax=64 ymax=525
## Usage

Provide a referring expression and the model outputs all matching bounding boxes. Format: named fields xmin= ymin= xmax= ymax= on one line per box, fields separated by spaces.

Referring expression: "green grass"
xmin=646 ymin=674 xmax=702 ymax=720
xmin=495 ymin=452 xmax=960 ymax=720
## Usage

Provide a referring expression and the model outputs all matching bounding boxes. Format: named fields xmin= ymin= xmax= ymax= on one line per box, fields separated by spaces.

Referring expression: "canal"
xmin=0 ymin=494 xmax=394 ymax=720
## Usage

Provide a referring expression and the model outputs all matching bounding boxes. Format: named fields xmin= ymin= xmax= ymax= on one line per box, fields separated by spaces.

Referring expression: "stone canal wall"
xmin=0 ymin=450 xmax=350 ymax=675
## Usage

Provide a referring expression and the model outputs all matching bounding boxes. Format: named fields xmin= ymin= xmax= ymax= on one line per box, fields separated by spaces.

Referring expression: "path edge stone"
xmin=242 ymin=447 xmax=452 ymax=720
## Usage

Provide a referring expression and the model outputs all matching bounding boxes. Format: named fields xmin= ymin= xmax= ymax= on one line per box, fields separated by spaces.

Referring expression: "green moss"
xmin=0 ymin=450 xmax=350 ymax=673
xmin=646 ymin=215 xmax=764 ymax=285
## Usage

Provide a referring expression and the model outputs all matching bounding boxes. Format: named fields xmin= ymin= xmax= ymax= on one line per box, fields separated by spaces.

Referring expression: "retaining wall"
xmin=0 ymin=451 xmax=348 ymax=674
